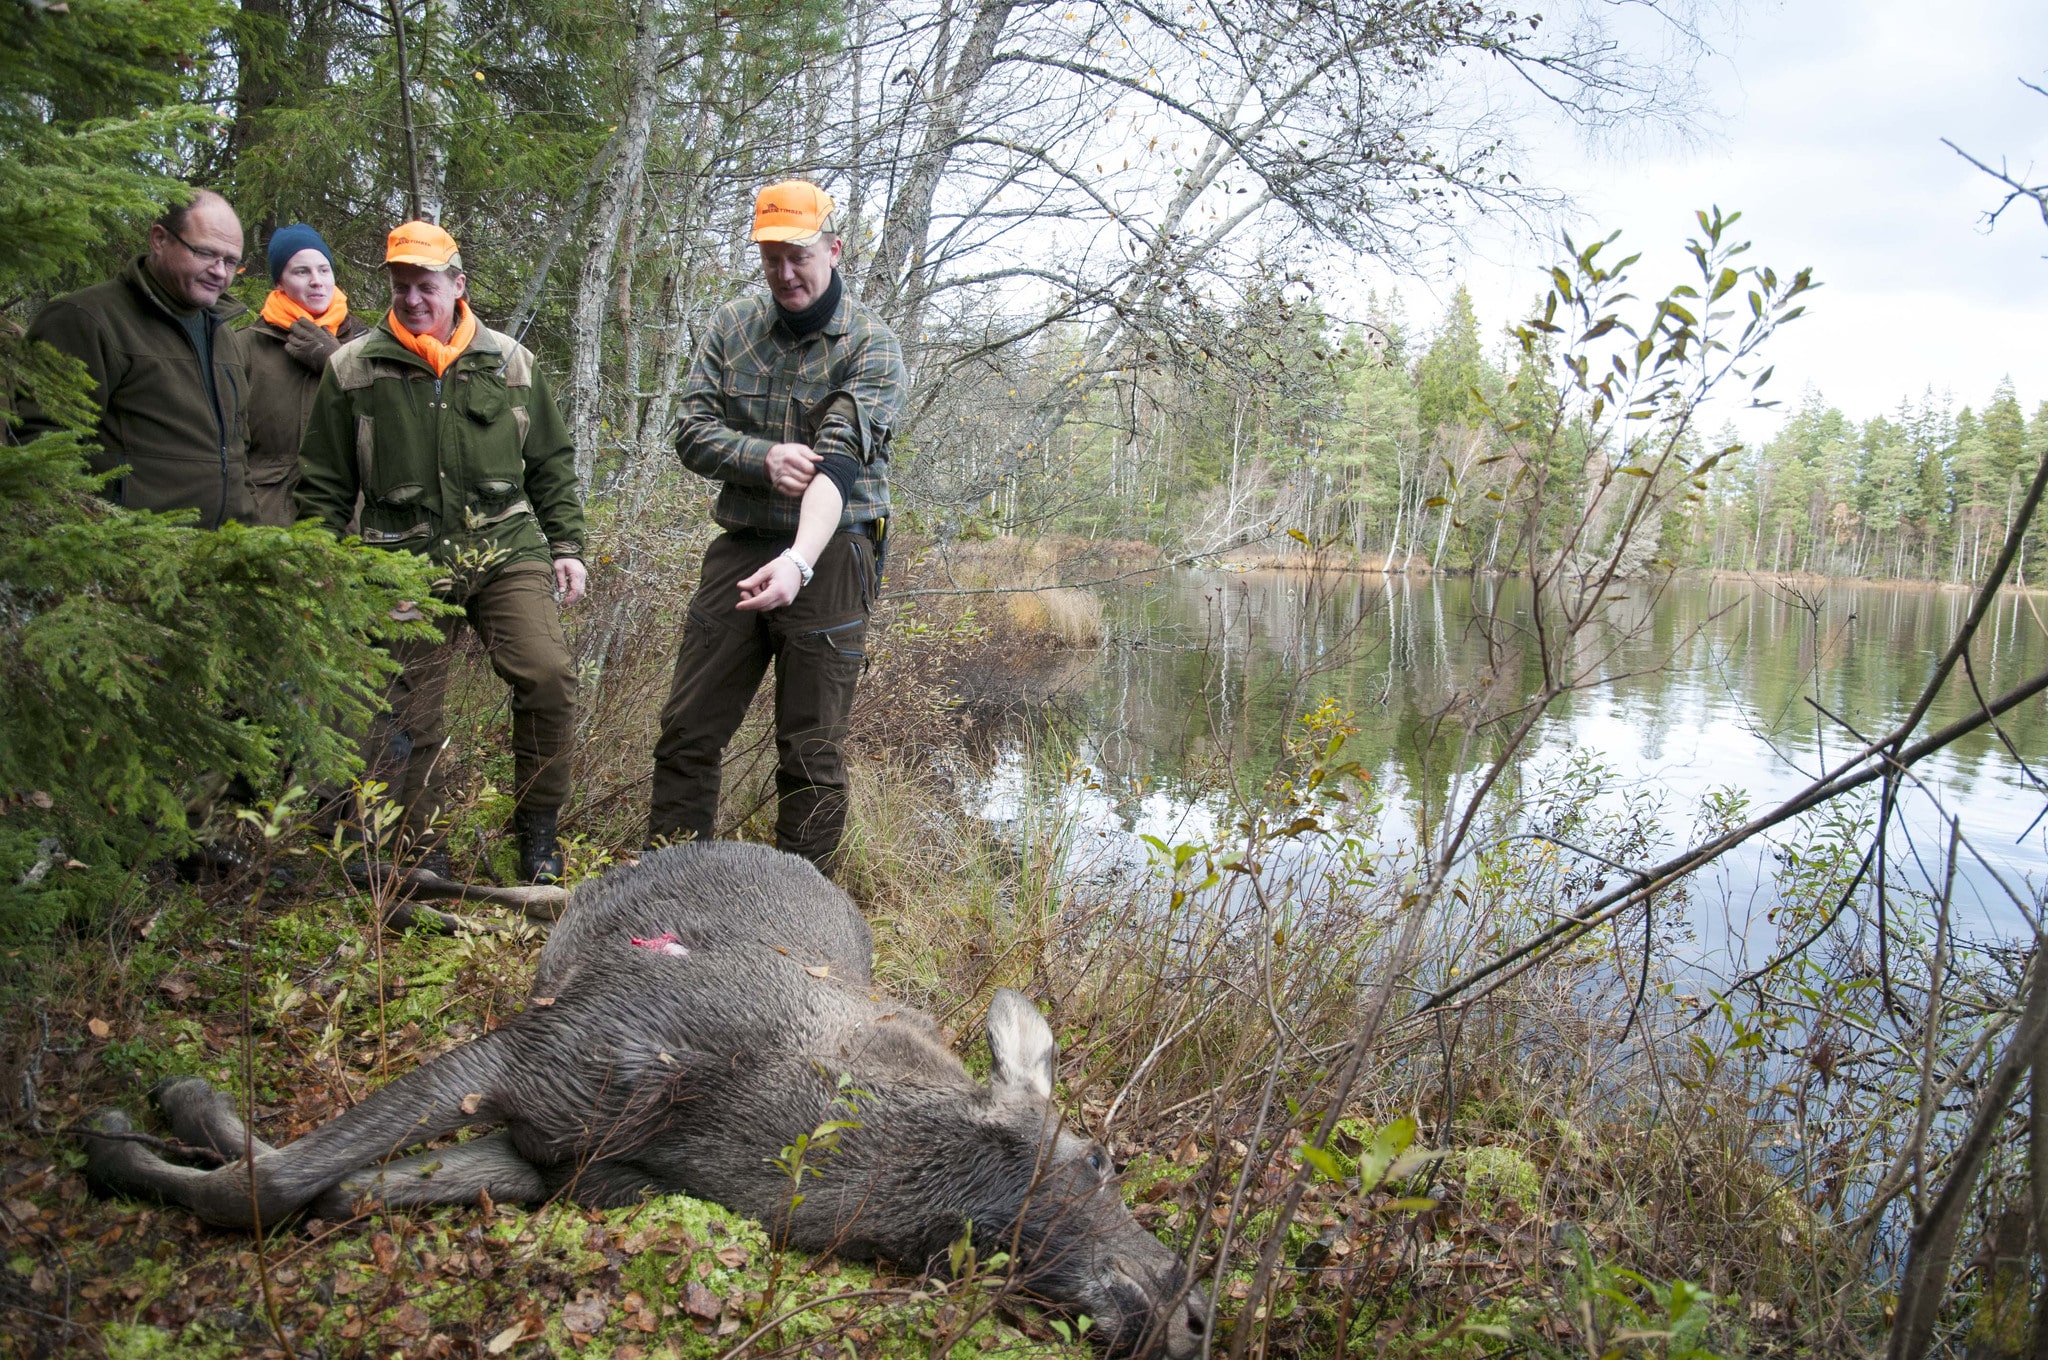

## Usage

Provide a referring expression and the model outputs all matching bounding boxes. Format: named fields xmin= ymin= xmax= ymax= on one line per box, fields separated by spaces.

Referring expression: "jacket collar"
xmin=122 ymin=256 xmax=247 ymax=327
xmin=819 ymin=279 xmax=852 ymax=339
xmin=761 ymin=279 xmax=853 ymax=341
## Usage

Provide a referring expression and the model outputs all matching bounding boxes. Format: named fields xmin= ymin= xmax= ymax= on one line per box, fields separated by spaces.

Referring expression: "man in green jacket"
xmin=18 ymin=187 xmax=255 ymax=526
xmin=648 ymin=180 xmax=907 ymax=873
xmin=298 ymin=221 xmax=588 ymax=883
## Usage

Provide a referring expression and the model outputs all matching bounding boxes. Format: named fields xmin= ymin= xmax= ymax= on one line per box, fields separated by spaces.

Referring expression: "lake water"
xmin=978 ymin=570 xmax=2048 ymax=960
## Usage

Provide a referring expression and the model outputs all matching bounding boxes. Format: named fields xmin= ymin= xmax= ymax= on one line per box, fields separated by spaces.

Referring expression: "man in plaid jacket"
xmin=649 ymin=180 xmax=908 ymax=872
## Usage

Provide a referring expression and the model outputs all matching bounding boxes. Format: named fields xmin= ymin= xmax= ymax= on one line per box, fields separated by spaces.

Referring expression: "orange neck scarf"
xmin=261 ymin=286 xmax=351 ymax=335
xmin=388 ymin=299 xmax=478 ymax=377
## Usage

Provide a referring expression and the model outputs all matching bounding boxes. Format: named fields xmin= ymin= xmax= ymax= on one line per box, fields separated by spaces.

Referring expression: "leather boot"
xmin=516 ymin=807 xmax=564 ymax=885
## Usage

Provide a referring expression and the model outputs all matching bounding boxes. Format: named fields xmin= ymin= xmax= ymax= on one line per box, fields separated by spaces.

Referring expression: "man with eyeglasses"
xmin=19 ymin=187 xmax=256 ymax=527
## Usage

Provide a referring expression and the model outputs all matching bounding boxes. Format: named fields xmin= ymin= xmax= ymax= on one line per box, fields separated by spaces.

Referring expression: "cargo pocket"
xmin=467 ymin=479 xmax=532 ymax=529
xmin=361 ymin=483 xmax=430 ymax=545
xmin=803 ymin=617 xmax=869 ymax=679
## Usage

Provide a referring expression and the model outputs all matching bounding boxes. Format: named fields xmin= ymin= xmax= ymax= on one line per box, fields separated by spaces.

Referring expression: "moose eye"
xmin=1085 ymin=1147 xmax=1109 ymax=1176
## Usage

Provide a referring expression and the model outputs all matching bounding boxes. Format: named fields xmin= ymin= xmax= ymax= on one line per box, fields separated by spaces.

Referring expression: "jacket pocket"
xmin=357 ymin=511 xmax=430 ymax=546
xmin=462 ymin=372 xmax=510 ymax=425
xmin=723 ymin=369 xmax=780 ymax=441
xmin=465 ymin=478 xmax=532 ymax=529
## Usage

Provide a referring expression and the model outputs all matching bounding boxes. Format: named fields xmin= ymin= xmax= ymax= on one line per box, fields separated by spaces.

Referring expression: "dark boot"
xmin=516 ymin=807 xmax=563 ymax=885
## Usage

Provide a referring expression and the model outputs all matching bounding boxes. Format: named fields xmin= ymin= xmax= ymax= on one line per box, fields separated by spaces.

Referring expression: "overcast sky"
xmin=1344 ymin=0 xmax=2048 ymax=439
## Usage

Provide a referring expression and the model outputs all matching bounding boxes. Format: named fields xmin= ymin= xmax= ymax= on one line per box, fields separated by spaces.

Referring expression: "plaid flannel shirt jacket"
xmin=675 ymin=280 xmax=907 ymax=534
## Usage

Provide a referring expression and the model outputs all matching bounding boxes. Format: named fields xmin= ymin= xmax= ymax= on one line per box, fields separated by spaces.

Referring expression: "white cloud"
xmin=1334 ymin=0 xmax=2048 ymax=436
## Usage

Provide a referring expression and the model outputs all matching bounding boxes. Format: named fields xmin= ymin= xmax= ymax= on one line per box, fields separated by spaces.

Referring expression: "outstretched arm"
xmin=736 ymin=459 xmax=849 ymax=612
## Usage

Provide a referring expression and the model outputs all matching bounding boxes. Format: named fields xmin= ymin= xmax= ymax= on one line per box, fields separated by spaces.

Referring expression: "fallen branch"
xmin=345 ymin=864 xmax=569 ymax=926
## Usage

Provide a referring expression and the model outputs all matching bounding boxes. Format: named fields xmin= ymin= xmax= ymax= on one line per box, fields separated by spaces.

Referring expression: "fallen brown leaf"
xmin=87 ymin=1018 xmax=111 ymax=1039
xmin=622 ymin=1291 xmax=658 ymax=1333
xmin=390 ymin=1302 xmax=432 ymax=1337
xmin=485 ymin=1314 xmax=543 ymax=1355
xmin=561 ymin=1290 xmax=608 ymax=1338
xmin=682 ymin=1282 xmax=721 ymax=1321
xmin=715 ymin=1244 xmax=749 ymax=1269
xmin=371 ymin=1231 xmax=398 ymax=1272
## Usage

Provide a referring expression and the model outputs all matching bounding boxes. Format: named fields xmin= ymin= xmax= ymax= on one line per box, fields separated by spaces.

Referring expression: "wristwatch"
xmin=780 ymin=547 xmax=815 ymax=587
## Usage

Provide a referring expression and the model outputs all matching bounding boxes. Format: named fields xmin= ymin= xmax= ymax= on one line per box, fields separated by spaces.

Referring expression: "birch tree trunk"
xmin=566 ymin=0 xmax=662 ymax=486
xmin=862 ymin=0 xmax=1017 ymax=330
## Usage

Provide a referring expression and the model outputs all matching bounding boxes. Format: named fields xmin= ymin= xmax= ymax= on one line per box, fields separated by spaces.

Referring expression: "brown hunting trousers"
xmin=649 ymin=527 xmax=874 ymax=870
xmin=363 ymin=558 xmax=578 ymax=836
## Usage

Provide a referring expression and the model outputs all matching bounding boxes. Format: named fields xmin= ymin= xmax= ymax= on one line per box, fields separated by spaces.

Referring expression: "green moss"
xmin=102 ymin=1321 xmax=242 ymax=1360
xmin=1119 ymin=1151 xmax=1200 ymax=1201
xmin=1461 ymin=1146 xmax=1542 ymax=1220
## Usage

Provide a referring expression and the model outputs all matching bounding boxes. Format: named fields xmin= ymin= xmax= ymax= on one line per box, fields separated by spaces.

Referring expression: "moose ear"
xmin=985 ymin=989 xmax=1056 ymax=1100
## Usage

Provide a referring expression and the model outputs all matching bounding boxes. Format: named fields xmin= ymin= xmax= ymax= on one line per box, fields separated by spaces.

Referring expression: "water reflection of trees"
xmin=1074 ymin=572 xmax=2047 ymax=819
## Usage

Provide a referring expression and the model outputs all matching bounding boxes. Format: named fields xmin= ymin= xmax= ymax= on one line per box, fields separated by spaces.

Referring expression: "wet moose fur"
xmin=83 ymin=842 xmax=1206 ymax=1356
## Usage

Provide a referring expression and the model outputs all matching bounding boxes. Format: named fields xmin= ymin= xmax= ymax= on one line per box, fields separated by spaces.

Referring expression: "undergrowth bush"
xmin=0 ymin=436 xmax=441 ymax=940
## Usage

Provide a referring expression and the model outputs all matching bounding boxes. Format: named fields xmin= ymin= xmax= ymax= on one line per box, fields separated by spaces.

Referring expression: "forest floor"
xmin=2 ymin=534 xmax=1853 ymax=1360
xmin=3 ymin=785 xmax=1815 ymax=1360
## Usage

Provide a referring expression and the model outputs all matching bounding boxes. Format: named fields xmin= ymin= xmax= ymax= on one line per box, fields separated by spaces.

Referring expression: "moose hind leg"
xmin=153 ymin=1077 xmax=278 ymax=1162
xmin=542 ymin=1157 xmax=663 ymax=1210
xmin=324 ymin=1131 xmax=547 ymax=1216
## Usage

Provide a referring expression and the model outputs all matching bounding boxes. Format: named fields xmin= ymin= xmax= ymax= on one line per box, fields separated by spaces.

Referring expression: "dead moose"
xmin=81 ymin=842 xmax=1208 ymax=1356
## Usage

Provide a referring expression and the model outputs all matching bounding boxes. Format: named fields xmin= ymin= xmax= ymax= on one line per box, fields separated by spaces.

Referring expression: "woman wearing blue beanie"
xmin=240 ymin=224 xmax=366 ymax=526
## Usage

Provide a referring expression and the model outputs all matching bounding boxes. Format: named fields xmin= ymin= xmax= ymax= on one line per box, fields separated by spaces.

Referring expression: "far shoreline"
xmin=1197 ymin=550 xmax=2048 ymax=597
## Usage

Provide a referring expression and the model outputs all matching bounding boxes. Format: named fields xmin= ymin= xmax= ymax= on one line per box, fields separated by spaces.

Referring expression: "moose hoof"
xmin=151 ymin=1074 xmax=219 ymax=1127
xmin=77 ymin=1107 xmax=151 ymax=1197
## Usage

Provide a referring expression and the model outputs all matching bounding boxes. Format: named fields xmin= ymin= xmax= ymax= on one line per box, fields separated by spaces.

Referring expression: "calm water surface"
xmin=980 ymin=571 xmax=2048 ymax=955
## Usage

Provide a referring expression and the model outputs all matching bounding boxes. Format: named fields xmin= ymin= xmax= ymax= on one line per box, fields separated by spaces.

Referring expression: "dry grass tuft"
xmin=1001 ymin=587 xmax=1103 ymax=647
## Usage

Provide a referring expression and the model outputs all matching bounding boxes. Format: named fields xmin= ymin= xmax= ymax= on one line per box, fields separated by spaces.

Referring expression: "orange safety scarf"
xmin=387 ymin=298 xmax=478 ymax=378
xmin=260 ymin=286 xmax=352 ymax=335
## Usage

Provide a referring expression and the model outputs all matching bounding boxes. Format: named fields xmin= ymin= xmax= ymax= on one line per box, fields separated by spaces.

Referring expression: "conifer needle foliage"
xmin=1 ymin=0 xmax=443 ymax=936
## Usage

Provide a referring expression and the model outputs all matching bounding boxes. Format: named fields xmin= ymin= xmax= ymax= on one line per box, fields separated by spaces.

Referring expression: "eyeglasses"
xmin=165 ymin=225 xmax=245 ymax=273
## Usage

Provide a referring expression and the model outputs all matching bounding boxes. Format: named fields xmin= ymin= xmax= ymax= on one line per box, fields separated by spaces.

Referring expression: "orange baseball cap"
xmin=386 ymin=220 xmax=464 ymax=271
xmin=752 ymin=181 xmax=837 ymax=246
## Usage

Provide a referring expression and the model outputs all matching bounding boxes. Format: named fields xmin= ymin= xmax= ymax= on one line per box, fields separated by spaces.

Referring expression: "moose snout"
xmin=1163 ymin=1283 xmax=1209 ymax=1359
xmin=1101 ymin=1258 xmax=1208 ymax=1359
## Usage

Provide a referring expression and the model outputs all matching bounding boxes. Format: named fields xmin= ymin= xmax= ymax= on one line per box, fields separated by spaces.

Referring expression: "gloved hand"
xmin=283 ymin=316 xmax=342 ymax=373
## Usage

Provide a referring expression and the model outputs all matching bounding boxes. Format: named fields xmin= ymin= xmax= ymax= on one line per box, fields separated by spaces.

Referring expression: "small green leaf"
xmin=1299 ymin=1143 xmax=1345 ymax=1183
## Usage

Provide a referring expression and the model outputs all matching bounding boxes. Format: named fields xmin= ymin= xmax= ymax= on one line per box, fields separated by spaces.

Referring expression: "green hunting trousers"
xmin=649 ymin=528 xmax=874 ymax=870
xmin=364 ymin=559 xmax=578 ymax=837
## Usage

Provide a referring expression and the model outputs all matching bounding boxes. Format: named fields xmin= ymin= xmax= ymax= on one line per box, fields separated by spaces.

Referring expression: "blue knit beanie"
xmin=267 ymin=223 xmax=333 ymax=281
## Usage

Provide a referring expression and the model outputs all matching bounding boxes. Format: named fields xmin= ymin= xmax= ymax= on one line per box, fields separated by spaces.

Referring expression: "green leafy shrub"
xmin=0 ymin=436 xmax=442 ymax=936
